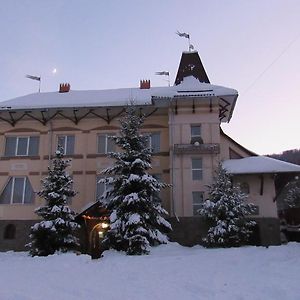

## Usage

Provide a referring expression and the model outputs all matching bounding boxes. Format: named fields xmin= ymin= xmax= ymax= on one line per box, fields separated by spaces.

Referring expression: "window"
xmin=0 ymin=177 xmax=34 ymax=204
xmin=191 ymin=125 xmax=201 ymax=138
xmin=97 ymin=134 xmax=115 ymax=154
xmin=191 ymin=125 xmax=203 ymax=144
xmin=151 ymin=174 xmax=162 ymax=202
xmin=96 ymin=175 xmax=112 ymax=203
xmin=145 ymin=132 xmax=160 ymax=153
xmin=192 ymin=191 xmax=204 ymax=215
xmin=4 ymin=224 xmax=16 ymax=239
xmin=192 ymin=158 xmax=203 ymax=180
xmin=5 ymin=136 xmax=39 ymax=156
xmin=57 ymin=135 xmax=75 ymax=155
xmin=240 ymin=182 xmax=250 ymax=194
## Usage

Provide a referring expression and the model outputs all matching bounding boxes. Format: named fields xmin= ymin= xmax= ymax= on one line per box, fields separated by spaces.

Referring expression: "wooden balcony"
xmin=174 ymin=143 xmax=220 ymax=154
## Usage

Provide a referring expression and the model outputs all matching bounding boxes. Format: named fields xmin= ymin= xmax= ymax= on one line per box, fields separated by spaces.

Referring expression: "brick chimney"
xmin=59 ymin=83 xmax=71 ymax=93
xmin=140 ymin=79 xmax=150 ymax=89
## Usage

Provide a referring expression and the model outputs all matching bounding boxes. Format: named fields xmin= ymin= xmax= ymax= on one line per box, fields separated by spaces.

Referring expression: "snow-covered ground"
xmin=0 ymin=242 xmax=299 ymax=300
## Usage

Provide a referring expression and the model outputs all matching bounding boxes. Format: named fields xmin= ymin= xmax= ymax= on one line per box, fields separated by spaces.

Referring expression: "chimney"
xmin=59 ymin=83 xmax=71 ymax=93
xmin=140 ymin=79 xmax=150 ymax=89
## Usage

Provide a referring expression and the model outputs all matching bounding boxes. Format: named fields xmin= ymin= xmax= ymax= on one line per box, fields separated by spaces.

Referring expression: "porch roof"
xmin=223 ymin=156 xmax=300 ymax=175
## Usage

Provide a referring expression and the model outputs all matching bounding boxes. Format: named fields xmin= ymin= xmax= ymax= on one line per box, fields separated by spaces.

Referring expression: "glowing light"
xmin=52 ymin=68 xmax=57 ymax=74
xmin=101 ymin=222 xmax=109 ymax=229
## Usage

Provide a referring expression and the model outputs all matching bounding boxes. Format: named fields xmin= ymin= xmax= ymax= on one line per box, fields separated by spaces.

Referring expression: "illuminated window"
xmin=0 ymin=177 xmax=35 ymax=204
xmin=5 ymin=136 xmax=39 ymax=156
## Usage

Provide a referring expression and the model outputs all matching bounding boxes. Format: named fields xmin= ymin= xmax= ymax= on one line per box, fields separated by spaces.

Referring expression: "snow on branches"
xmin=199 ymin=164 xmax=256 ymax=247
xmin=100 ymin=106 xmax=171 ymax=255
xmin=28 ymin=148 xmax=80 ymax=256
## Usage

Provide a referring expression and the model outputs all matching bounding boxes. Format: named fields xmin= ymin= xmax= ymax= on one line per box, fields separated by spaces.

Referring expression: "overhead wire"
xmin=241 ymin=31 xmax=300 ymax=95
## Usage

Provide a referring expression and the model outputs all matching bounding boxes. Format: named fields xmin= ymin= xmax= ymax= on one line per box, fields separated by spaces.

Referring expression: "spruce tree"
xmin=199 ymin=164 xmax=256 ymax=247
xmin=100 ymin=106 xmax=171 ymax=255
xmin=285 ymin=177 xmax=300 ymax=208
xmin=28 ymin=148 xmax=79 ymax=256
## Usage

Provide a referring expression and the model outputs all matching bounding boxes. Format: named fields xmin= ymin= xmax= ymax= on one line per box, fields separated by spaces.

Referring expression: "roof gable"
xmin=174 ymin=51 xmax=210 ymax=85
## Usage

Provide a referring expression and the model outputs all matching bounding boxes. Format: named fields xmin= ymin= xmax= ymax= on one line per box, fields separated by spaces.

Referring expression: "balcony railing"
xmin=174 ymin=143 xmax=220 ymax=154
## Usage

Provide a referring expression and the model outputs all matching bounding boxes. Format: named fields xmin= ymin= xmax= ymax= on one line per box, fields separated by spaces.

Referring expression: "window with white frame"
xmin=192 ymin=158 xmax=203 ymax=180
xmin=192 ymin=191 xmax=204 ymax=215
xmin=0 ymin=177 xmax=35 ymax=204
xmin=57 ymin=135 xmax=75 ymax=155
xmin=5 ymin=136 xmax=39 ymax=156
xmin=96 ymin=175 xmax=112 ymax=203
xmin=97 ymin=134 xmax=115 ymax=154
xmin=145 ymin=132 xmax=160 ymax=153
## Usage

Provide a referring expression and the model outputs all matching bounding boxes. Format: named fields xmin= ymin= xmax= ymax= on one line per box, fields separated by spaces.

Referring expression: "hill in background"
xmin=268 ymin=149 xmax=300 ymax=166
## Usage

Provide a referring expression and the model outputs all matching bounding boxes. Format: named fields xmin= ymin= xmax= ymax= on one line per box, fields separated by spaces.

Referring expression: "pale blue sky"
xmin=0 ymin=0 xmax=299 ymax=154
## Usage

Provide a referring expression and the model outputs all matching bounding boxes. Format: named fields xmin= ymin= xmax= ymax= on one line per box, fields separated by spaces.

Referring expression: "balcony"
xmin=174 ymin=143 xmax=220 ymax=154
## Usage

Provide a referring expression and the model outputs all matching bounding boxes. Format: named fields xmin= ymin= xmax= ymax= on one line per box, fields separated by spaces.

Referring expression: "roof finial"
xmin=176 ymin=30 xmax=194 ymax=52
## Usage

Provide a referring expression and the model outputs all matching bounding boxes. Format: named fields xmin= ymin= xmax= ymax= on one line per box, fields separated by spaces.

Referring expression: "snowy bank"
xmin=0 ymin=242 xmax=299 ymax=300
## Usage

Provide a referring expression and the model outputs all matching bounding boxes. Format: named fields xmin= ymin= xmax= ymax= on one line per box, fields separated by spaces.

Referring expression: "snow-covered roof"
xmin=0 ymin=76 xmax=237 ymax=110
xmin=223 ymin=156 xmax=300 ymax=175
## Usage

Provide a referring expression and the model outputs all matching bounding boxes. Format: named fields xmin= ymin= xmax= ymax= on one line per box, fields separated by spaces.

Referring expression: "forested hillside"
xmin=268 ymin=149 xmax=300 ymax=166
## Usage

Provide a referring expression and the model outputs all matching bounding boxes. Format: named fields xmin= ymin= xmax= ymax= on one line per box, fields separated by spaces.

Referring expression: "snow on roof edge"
xmin=223 ymin=156 xmax=300 ymax=175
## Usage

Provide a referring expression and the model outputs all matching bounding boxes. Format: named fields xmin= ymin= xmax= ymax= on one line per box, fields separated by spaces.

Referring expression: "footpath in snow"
xmin=0 ymin=242 xmax=299 ymax=300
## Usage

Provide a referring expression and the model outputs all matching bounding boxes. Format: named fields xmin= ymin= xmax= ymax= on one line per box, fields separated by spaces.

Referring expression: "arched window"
xmin=240 ymin=182 xmax=250 ymax=194
xmin=4 ymin=224 xmax=16 ymax=239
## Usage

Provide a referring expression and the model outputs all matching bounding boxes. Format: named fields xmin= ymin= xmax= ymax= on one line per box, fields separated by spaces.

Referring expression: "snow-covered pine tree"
xmin=199 ymin=164 xmax=256 ymax=248
xmin=28 ymin=148 xmax=80 ymax=256
xmin=285 ymin=177 xmax=300 ymax=208
xmin=100 ymin=106 xmax=172 ymax=255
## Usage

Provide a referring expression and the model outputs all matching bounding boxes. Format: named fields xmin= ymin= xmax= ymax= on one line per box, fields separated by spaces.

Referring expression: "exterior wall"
xmin=169 ymin=102 xmax=220 ymax=217
xmin=233 ymin=174 xmax=278 ymax=218
xmin=0 ymin=220 xmax=36 ymax=251
xmin=0 ymin=100 xmax=282 ymax=250
xmin=169 ymin=216 xmax=281 ymax=247
xmin=0 ymin=112 xmax=170 ymax=221
xmin=220 ymin=133 xmax=254 ymax=160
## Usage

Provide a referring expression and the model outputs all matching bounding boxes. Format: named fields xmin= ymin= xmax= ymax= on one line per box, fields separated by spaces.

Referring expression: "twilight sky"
xmin=0 ymin=0 xmax=299 ymax=155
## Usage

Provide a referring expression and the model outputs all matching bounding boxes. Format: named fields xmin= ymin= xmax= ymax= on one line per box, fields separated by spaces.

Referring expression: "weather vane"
xmin=25 ymin=74 xmax=41 ymax=92
xmin=155 ymin=71 xmax=170 ymax=86
xmin=176 ymin=30 xmax=194 ymax=51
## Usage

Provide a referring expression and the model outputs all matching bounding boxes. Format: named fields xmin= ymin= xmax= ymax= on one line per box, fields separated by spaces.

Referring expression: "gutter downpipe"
xmin=170 ymin=98 xmax=179 ymax=222
xmin=47 ymin=110 xmax=53 ymax=165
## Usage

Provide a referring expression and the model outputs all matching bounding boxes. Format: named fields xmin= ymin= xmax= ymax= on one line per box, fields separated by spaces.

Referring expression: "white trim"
xmin=191 ymin=158 xmax=203 ymax=180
